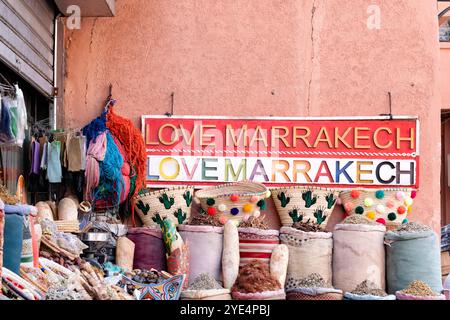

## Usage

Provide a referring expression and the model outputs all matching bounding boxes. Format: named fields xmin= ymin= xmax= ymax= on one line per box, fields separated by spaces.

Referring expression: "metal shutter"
xmin=0 ymin=0 xmax=55 ymax=97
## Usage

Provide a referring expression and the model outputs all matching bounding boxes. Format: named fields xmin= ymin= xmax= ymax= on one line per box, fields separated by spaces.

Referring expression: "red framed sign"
xmin=142 ymin=115 xmax=419 ymax=189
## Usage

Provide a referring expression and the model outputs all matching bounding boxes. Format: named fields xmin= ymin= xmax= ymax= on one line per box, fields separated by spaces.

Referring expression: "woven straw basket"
xmin=135 ymin=186 xmax=194 ymax=228
xmin=286 ymin=291 xmax=343 ymax=300
xmin=194 ymin=181 xmax=269 ymax=225
xmin=271 ymin=187 xmax=339 ymax=229
xmin=339 ymin=188 xmax=415 ymax=229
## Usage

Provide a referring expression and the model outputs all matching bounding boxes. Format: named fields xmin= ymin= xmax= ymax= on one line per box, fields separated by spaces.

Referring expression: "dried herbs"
xmin=351 ymin=280 xmax=387 ymax=297
xmin=399 ymin=280 xmax=438 ymax=296
xmin=188 ymin=273 xmax=222 ymax=290
xmin=231 ymin=260 xmax=281 ymax=293
xmin=343 ymin=215 xmax=377 ymax=225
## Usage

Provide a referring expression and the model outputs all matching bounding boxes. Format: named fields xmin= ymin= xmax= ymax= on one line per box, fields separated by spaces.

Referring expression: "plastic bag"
xmin=56 ymin=232 xmax=88 ymax=255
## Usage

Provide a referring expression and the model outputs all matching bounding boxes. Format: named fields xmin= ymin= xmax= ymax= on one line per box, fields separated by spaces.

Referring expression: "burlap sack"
xmin=116 ymin=237 xmax=135 ymax=271
xmin=385 ymin=229 xmax=442 ymax=294
xmin=180 ymin=289 xmax=231 ymax=300
xmin=57 ymin=198 xmax=78 ymax=221
xmin=332 ymin=223 xmax=386 ymax=292
xmin=178 ymin=225 xmax=223 ymax=285
xmin=280 ymin=227 xmax=333 ymax=285
xmin=238 ymin=227 xmax=279 ymax=267
xmin=270 ymin=244 xmax=289 ymax=287
xmin=35 ymin=202 xmax=53 ymax=221
xmin=127 ymin=227 xmax=167 ymax=271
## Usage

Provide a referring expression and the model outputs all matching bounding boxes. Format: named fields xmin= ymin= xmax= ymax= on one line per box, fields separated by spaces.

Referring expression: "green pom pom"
xmin=375 ymin=190 xmax=385 ymax=199
xmin=388 ymin=212 xmax=397 ymax=221
xmin=206 ymin=198 xmax=215 ymax=206
xmin=257 ymin=199 xmax=267 ymax=210
xmin=355 ymin=206 xmax=364 ymax=214
xmin=402 ymin=218 xmax=408 ymax=224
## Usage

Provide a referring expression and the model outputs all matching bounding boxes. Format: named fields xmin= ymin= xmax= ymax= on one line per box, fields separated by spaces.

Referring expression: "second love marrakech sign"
xmin=142 ymin=115 xmax=419 ymax=188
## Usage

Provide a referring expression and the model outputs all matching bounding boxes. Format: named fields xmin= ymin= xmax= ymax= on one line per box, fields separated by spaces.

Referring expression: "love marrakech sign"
xmin=142 ymin=116 xmax=419 ymax=188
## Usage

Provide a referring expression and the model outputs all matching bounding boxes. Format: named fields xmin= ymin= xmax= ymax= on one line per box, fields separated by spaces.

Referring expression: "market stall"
xmin=0 ymin=98 xmax=444 ymax=301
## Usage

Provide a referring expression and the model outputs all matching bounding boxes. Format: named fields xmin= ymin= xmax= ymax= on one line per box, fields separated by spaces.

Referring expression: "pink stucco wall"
xmin=62 ymin=0 xmax=441 ymax=231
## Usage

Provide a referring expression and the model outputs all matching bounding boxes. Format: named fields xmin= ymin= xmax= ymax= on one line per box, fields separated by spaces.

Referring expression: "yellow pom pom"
xmin=404 ymin=197 xmax=413 ymax=207
xmin=367 ymin=211 xmax=376 ymax=220
xmin=243 ymin=203 xmax=253 ymax=213
xmin=407 ymin=205 xmax=413 ymax=214
xmin=265 ymin=190 xmax=271 ymax=199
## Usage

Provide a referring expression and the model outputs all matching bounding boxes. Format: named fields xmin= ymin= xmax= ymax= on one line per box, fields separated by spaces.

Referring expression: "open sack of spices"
xmin=385 ymin=222 xmax=442 ymax=294
xmin=231 ymin=260 xmax=286 ymax=300
xmin=280 ymin=224 xmax=333 ymax=286
xmin=333 ymin=215 xmax=386 ymax=293
xmin=285 ymin=273 xmax=343 ymax=300
xmin=178 ymin=225 xmax=224 ymax=286
xmin=220 ymin=220 xmax=288 ymax=298
xmin=194 ymin=181 xmax=270 ymax=225
xmin=339 ymin=188 xmax=415 ymax=229
xmin=134 ymin=186 xmax=194 ymax=227
xmin=395 ymin=280 xmax=445 ymax=300
xmin=181 ymin=273 xmax=231 ymax=300
xmin=344 ymin=280 xmax=395 ymax=300
xmin=271 ymin=186 xmax=339 ymax=229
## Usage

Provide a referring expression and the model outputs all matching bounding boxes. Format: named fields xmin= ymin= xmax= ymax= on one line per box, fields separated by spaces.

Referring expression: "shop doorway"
xmin=0 ymin=60 xmax=51 ymax=202
xmin=442 ymin=110 xmax=450 ymax=226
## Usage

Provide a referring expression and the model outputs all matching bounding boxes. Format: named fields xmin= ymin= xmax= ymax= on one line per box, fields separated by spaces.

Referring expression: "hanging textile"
xmin=30 ymin=140 xmax=40 ymax=175
xmin=12 ymin=85 xmax=27 ymax=147
xmin=0 ymin=145 xmax=22 ymax=194
xmin=66 ymin=133 xmax=84 ymax=172
xmin=95 ymin=132 xmax=124 ymax=206
xmin=0 ymin=95 xmax=14 ymax=143
xmin=83 ymin=111 xmax=108 ymax=144
xmin=84 ymin=132 xmax=107 ymax=201
xmin=46 ymin=141 xmax=62 ymax=183
xmin=106 ymin=105 xmax=147 ymax=222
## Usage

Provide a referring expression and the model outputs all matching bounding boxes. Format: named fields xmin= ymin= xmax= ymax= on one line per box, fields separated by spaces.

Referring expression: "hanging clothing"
xmin=66 ymin=133 xmax=85 ymax=172
xmin=40 ymin=142 xmax=48 ymax=170
xmin=29 ymin=140 xmax=40 ymax=175
xmin=85 ymin=132 xmax=107 ymax=201
xmin=46 ymin=141 xmax=62 ymax=183
xmin=0 ymin=145 xmax=22 ymax=194
xmin=0 ymin=96 xmax=14 ymax=144
xmin=80 ymin=135 xmax=87 ymax=171
xmin=14 ymin=85 xmax=27 ymax=147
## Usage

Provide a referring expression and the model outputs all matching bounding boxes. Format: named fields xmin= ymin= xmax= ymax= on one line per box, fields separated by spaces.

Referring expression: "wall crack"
xmin=307 ymin=0 xmax=316 ymax=116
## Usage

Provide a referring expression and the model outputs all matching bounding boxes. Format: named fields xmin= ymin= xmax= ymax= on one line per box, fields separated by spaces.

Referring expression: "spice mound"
xmin=238 ymin=215 xmax=269 ymax=230
xmin=394 ymin=222 xmax=431 ymax=234
xmin=343 ymin=215 xmax=377 ymax=225
xmin=190 ymin=213 xmax=223 ymax=227
xmin=294 ymin=273 xmax=332 ymax=289
xmin=399 ymin=280 xmax=438 ymax=297
xmin=188 ymin=273 xmax=223 ymax=291
xmin=232 ymin=260 xmax=281 ymax=293
xmin=128 ymin=269 xmax=162 ymax=284
xmin=292 ymin=221 xmax=323 ymax=232
xmin=351 ymin=280 xmax=387 ymax=297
